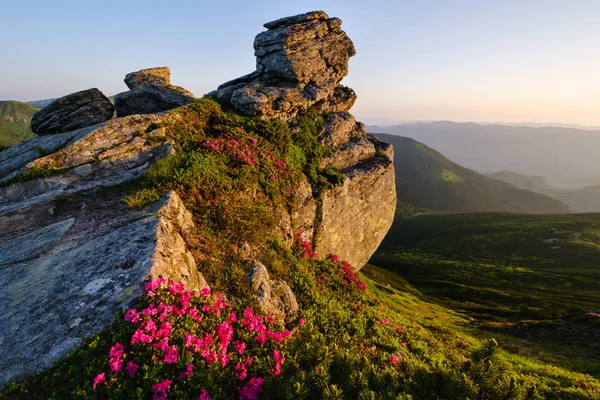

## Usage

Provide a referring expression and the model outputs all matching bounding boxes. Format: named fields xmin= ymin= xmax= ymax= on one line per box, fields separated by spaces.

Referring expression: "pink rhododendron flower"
xmin=125 ymin=361 xmax=139 ymax=378
xmin=124 ymin=308 xmax=140 ymax=323
xmin=390 ymin=355 xmax=399 ymax=365
xmin=198 ymin=388 xmax=210 ymax=400
xmin=93 ymin=372 xmax=106 ymax=389
xmin=269 ymin=349 xmax=285 ymax=376
xmin=401 ymin=342 xmax=407 ymax=348
xmin=234 ymin=340 xmax=246 ymax=355
xmin=152 ymin=379 xmax=172 ymax=400
xmin=200 ymin=287 xmax=211 ymax=297
xmin=109 ymin=356 xmax=123 ymax=373
xmin=240 ymin=376 xmax=264 ymax=400
xmin=299 ymin=318 xmax=305 ymax=325
xmin=145 ymin=278 xmax=165 ymax=292
xmin=179 ymin=363 xmax=194 ymax=381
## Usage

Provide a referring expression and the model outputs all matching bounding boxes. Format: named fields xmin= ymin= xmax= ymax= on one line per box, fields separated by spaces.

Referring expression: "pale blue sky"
xmin=2 ymin=0 xmax=600 ymax=125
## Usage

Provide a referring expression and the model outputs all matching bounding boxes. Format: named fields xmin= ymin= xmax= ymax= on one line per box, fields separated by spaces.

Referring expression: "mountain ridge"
xmin=372 ymin=133 xmax=571 ymax=214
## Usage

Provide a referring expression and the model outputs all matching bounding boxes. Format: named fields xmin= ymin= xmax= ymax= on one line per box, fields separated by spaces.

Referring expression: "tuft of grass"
xmin=123 ymin=188 xmax=160 ymax=209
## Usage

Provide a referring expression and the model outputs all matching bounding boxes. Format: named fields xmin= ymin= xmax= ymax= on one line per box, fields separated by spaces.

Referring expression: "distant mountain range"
xmin=26 ymin=98 xmax=57 ymax=109
xmin=0 ymin=101 xmax=38 ymax=147
xmin=372 ymin=133 xmax=571 ymax=214
xmin=367 ymin=121 xmax=600 ymax=190
xmin=489 ymin=170 xmax=600 ymax=213
xmin=488 ymin=170 xmax=552 ymax=193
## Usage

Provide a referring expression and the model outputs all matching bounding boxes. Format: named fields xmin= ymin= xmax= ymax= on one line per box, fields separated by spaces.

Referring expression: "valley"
xmin=370 ymin=211 xmax=600 ymax=376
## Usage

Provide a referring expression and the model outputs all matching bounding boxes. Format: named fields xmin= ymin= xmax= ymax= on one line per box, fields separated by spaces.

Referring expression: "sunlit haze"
xmin=2 ymin=0 xmax=600 ymax=125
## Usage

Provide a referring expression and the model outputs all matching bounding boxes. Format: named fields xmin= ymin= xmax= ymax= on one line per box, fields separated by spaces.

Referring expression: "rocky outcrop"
xmin=0 ymin=10 xmax=396 ymax=388
xmin=207 ymin=10 xmax=356 ymax=120
xmin=125 ymin=67 xmax=171 ymax=89
xmin=0 ymin=192 xmax=207 ymax=387
xmin=115 ymin=67 xmax=195 ymax=117
xmin=246 ymin=260 xmax=299 ymax=322
xmin=0 ymin=114 xmax=173 ymax=235
xmin=30 ymin=88 xmax=114 ymax=135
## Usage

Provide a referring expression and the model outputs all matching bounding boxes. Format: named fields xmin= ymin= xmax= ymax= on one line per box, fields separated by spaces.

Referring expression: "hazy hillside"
xmin=552 ymin=185 xmax=600 ymax=212
xmin=488 ymin=170 xmax=552 ymax=192
xmin=0 ymin=101 xmax=38 ymax=147
xmin=373 ymin=133 xmax=571 ymax=214
xmin=26 ymin=98 xmax=56 ymax=109
xmin=368 ymin=121 xmax=600 ymax=189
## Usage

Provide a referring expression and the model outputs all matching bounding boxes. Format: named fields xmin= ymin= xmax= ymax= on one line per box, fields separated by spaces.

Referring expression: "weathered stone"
xmin=314 ymin=145 xmax=396 ymax=270
xmin=263 ymin=10 xmax=329 ymax=29
xmin=0 ymin=192 xmax=207 ymax=387
xmin=293 ymin=133 xmax=396 ymax=270
xmin=115 ymin=84 xmax=195 ymax=117
xmin=313 ymin=85 xmax=357 ymax=114
xmin=0 ymin=114 xmax=173 ymax=210
xmin=0 ymin=218 xmax=74 ymax=266
xmin=207 ymin=11 xmax=356 ymax=120
xmin=125 ymin=67 xmax=171 ymax=89
xmin=30 ymin=88 xmax=114 ymax=135
xmin=246 ymin=260 xmax=298 ymax=322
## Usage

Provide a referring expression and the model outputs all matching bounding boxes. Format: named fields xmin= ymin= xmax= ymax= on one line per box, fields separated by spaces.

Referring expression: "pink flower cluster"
xmin=337 ymin=259 xmax=367 ymax=292
xmin=294 ymin=235 xmax=317 ymax=260
xmin=269 ymin=350 xmax=285 ymax=376
xmin=93 ymin=278 xmax=291 ymax=399
xmin=152 ymin=379 xmax=172 ymax=400
xmin=240 ymin=376 xmax=264 ymax=400
xmin=201 ymin=125 xmax=295 ymax=188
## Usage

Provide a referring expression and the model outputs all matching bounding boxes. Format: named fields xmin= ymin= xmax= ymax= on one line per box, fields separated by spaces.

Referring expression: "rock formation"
xmin=0 ymin=10 xmax=395 ymax=387
xmin=115 ymin=67 xmax=195 ymax=117
xmin=0 ymin=192 xmax=207 ymax=385
xmin=30 ymin=88 xmax=114 ymax=135
xmin=208 ymin=10 xmax=396 ymax=268
xmin=208 ymin=10 xmax=356 ymax=120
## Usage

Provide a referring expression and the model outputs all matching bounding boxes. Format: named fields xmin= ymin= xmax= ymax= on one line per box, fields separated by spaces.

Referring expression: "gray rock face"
xmin=115 ymin=84 xmax=195 ymax=117
xmin=0 ymin=114 xmax=173 ymax=236
xmin=116 ymin=67 xmax=195 ymax=117
xmin=30 ymin=88 xmax=114 ymax=135
xmin=292 ymin=120 xmax=396 ymax=270
xmin=207 ymin=10 xmax=355 ymax=120
xmin=125 ymin=67 xmax=171 ymax=89
xmin=0 ymin=192 xmax=207 ymax=388
xmin=246 ymin=260 xmax=298 ymax=322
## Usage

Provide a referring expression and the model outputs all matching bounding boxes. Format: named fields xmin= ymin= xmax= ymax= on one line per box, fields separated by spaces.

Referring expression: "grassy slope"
xmin=372 ymin=133 xmax=571 ymax=214
xmin=0 ymin=101 xmax=38 ymax=147
xmin=370 ymin=212 xmax=600 ymax=376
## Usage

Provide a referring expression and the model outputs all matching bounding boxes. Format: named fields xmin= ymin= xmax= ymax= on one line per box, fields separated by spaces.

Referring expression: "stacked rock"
xmin=114 ymin=67 xmax=195 ymax=117
xmin=207 ymin=10 xmax=357 ymax=120
xmin=30 ymin=88 xmax=114 ymax=135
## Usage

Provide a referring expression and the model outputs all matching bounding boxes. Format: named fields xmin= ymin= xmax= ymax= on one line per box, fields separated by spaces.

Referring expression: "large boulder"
xmin=30 ymin=88 xmax=114 ymax=135
xmin=207 ymin=10 xmax=356 ymax=120
xmin=115 ymin=85 xmax=195 ymax=117
xmin=0 ymin=192 xmax=208 ymax=387
xmin=125 ymin=67 xmax=171 ymax=89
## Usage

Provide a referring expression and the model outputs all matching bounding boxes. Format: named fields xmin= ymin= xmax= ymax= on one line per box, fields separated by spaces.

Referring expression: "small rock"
xmin=124 ymin=67 xmax=171 ymax=89
xmin=30 ymin=88 xmax=114 ymax=135
xmin=246 ymin=260 xmax=298 ymax=322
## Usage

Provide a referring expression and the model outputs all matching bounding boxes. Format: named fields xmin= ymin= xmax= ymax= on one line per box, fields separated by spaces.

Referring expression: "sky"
xmin=2 ymin=0 xmax=600 ymax=126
